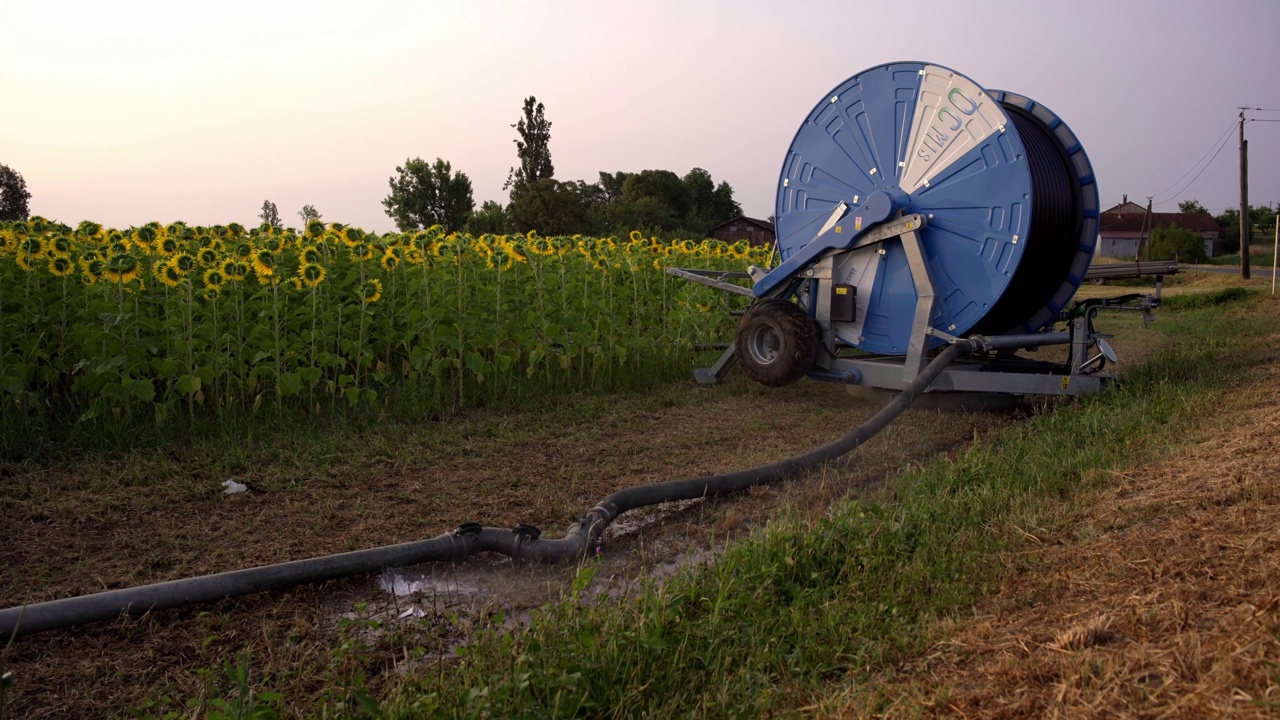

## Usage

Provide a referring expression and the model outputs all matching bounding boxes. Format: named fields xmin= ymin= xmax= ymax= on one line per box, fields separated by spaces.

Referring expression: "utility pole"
xmin=1239 ymin=109 xmax=1251 ymax=279
xmin=1143 ymin=196 xmax=1153 ymax=261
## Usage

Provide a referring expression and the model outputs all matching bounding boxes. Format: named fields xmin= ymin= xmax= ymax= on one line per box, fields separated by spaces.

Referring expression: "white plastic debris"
xmin=398 ymin=606 xmax=426 ymax=619
xmin=222 ymin=479 xmax=248 ymax=495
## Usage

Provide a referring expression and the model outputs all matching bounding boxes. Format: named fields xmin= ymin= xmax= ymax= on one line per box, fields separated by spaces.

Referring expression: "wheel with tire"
xmin=735 ymin=300 xmax=820 ymax=387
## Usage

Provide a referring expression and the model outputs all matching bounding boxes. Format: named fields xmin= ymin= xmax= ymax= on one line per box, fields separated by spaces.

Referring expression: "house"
xmin=1097 ymin=195 xmax=1222 ymax=258
xmin=709 ymin=216 xmax=775 ymax=247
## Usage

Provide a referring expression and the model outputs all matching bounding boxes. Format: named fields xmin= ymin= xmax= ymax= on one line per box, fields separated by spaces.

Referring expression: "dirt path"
xmin=1 ymin=373 xmax=1018 ymax=718
xmin=833 ymin=364 xmax=1280 ymax=718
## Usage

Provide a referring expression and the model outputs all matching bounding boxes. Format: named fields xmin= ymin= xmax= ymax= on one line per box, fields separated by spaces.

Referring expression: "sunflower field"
xmin=0 ymin=218 xmax=765 ymax=439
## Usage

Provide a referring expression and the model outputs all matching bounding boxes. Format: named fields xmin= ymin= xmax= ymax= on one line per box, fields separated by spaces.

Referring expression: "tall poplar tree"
xmin=506 ymin=96 xmax=554 ymax=197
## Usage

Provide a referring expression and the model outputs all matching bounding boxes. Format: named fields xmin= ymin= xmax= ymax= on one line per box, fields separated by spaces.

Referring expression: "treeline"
xmin=382 ymin=97 xmax=744 ymax=238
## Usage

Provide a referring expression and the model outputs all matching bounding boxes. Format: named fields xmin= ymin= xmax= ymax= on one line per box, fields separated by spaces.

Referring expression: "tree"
xmin=298 ymin=204 xmax=322 ymax=225
xmin=259 ymin=200 xmax=282 ymax=229
xmin=710 ymin=180 xmax=742 ymax=228
xmin=1149 ymin=224 xmax=1207 ymax=264
xmin=465 ymin=200 xmax=508 ymax=235
xmin=1178 ymin=199 xmax=1207 ymax=215
xmin=1217 ymin=204 xmax=1279 ymax=255
xmin=683 ymin=167 xmax=719 ymax=234
xmin=506 ymin=96 xmax=554 ymax=197
xmin=506 ymin=179 xmax=592 ymax=235
xmin=612 ymin=169 xmax=693 ymax=231
xmin=0 ymin=163 xmax=32 ymax=221
xmin=382 ymin=157 xmax=475 ymax=232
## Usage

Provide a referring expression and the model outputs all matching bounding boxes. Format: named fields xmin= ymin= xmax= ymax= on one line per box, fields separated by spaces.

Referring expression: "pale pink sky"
xmin=3 ymin=0 xmax=1278 ymax=232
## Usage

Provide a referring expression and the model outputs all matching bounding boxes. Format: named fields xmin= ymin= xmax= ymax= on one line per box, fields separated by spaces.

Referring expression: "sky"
xmin=2 ymin=0 xmax=1278 ymax=233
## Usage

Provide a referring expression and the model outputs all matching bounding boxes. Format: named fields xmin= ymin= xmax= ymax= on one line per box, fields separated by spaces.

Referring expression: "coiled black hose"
xmin=0 ymin=343 xmax=968 ymax=638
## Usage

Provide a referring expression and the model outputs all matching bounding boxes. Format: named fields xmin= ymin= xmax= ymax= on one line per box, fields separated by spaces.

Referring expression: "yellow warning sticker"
xmin=1060 ymin=377 xmax=1070 ymax=391
xmin=854 ymin=216 xmax=863 ymax=231
xmin=836 ymin=287 xmax=848 ymax=295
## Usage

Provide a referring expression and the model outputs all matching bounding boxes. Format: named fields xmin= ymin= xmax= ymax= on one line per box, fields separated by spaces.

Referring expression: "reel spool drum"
xmin=774 ymin=62 xmax=1096 ymax=355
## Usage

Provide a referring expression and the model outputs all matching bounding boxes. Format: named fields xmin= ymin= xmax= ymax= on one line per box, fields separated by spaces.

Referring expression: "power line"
xmin=1152 ymin=121 xmax=1237 ymax=205
xmin=1150 ymin=118 xmax=1237 ymax=201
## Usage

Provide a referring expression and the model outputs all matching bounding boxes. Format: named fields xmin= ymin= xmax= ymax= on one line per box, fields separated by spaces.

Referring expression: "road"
xmin=1185 ymin=263 xmax=1276 ymax=278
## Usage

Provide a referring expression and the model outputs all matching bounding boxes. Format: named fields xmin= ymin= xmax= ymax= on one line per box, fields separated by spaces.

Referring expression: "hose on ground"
xmin=0 ymin=342 xmax=969 ymax=638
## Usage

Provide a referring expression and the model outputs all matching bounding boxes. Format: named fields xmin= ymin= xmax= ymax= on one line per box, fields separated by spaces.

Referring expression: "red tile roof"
xmin=1099 ymin=211 xmax=1220 ymax=235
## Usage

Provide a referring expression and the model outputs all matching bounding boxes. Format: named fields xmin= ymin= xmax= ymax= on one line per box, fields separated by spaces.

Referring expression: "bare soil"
xmin=0 ymin=371 xmax=1018 ymax=718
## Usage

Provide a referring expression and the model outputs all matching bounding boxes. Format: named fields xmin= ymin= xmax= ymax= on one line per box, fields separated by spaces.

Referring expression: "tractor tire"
xmin=735 ymin=300 xmax=820 ymax=387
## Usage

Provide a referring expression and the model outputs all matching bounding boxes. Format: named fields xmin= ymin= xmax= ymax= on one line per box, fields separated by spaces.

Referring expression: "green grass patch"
xmin=1160 ymin=286 xmax=1254 ymax=310
xmin=1205 ymin=248 xmax=1275 ymax=267
xmin=356 ymin=297 xmax=1280 ymax=718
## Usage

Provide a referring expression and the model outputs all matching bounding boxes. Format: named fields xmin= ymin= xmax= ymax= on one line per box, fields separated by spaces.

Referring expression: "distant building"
xmin=709 ymin=216 xmax=775 ymax=246
xmin=1097 ymin=195 xmax=1221 ymax=258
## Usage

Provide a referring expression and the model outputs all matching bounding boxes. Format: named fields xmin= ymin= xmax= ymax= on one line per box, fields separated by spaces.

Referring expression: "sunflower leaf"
xmin=176 ymin=374 xmax=202 ymax=397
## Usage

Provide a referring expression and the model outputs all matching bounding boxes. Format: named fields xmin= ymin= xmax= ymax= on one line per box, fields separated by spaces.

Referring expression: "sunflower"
xmin=103 ymin=254 xmax=141 ymax=284
xmin=252 ymin=249 xmax=276 ymax=276
xmin=154 ymin=236 xmax=180 ymax=256
xmin=106 ymin=239 xmax=130 ymax=257
xmin=404 ymin=246 xmax=425 ymax=265
xmin=81 ymin=257 xmax=105 ymax=283
xmin=171 ymin=253 xmax=195 ymax=275
xmin=305 ymin=219 xmax=326 ymax=239
xmin=341 ymin=227 xmax=364 ymax=247
xmin=197 ymin=247 xmax=219 ymax=266
xmin=380 ymin=249 xmax=400 ymax=272
xmin=202 ymin=268 xmax=225 ymax=293
xmin=159 ymin=263 xmax=184 ymax=288
xmin=19 ymin=236 xmax=44 ymax=258
xmin=300 ymin=246 xmax=324 ymax=266
xmin=222 ymin=260 xmax=248 ymax=281
xmin=75 ymin=220 xmax=104 ymax=242
xmin=527 ymin=235 xmax=557 ymax=256
xmin=489 ymin=247 xmax=516 ymax=271
xmin=361 ymin=278 xmax=383 ymax=303
xmin=257 ymin=235 xmax=282 ymax=253
xmin=629 ymin=230 xmax=643 ymax=242
xmin=48 ymin=235 xmax=72 ymax=257
xmin=78 ymin=250 xmax=101 ymax=273
xmin=350 ymin=243 xmax=373 ymax=262
xmin=133 ymin=226 xmax=157 ymax=249
xmin=298 ymin=262 xmax=326 ymax=287
xmin=232 ymin=241 xmax=253 ymax=259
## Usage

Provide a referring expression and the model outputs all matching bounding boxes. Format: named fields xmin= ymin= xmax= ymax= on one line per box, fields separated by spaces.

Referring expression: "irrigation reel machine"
xmin=672 ymin=61 xmax=1174 ymax=398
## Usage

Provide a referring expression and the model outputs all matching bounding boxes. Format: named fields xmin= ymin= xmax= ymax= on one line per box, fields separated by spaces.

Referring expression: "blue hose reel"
xmin=751 ymin=62 xmax=1099 ymax=367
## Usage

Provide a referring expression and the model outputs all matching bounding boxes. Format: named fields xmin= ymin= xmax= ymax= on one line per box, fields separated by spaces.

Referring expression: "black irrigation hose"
xmin=0 ymin=343 xmax=969 ymax=639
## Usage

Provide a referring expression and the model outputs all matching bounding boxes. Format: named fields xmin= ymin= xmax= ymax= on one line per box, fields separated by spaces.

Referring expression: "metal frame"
xmin=667 ymin=226 xmax=1176 ymax=397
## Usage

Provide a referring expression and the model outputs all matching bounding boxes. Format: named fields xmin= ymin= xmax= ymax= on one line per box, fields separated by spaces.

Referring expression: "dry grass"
xmin=833 ymin=364 xmax=1280 ymax=719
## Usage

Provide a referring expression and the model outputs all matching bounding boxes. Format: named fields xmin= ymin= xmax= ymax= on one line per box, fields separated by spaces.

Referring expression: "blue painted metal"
xmin=752 ymin=190 xmax=895 ymax=297
xmin=770 ymin=62 xmax=1035 ymax=355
